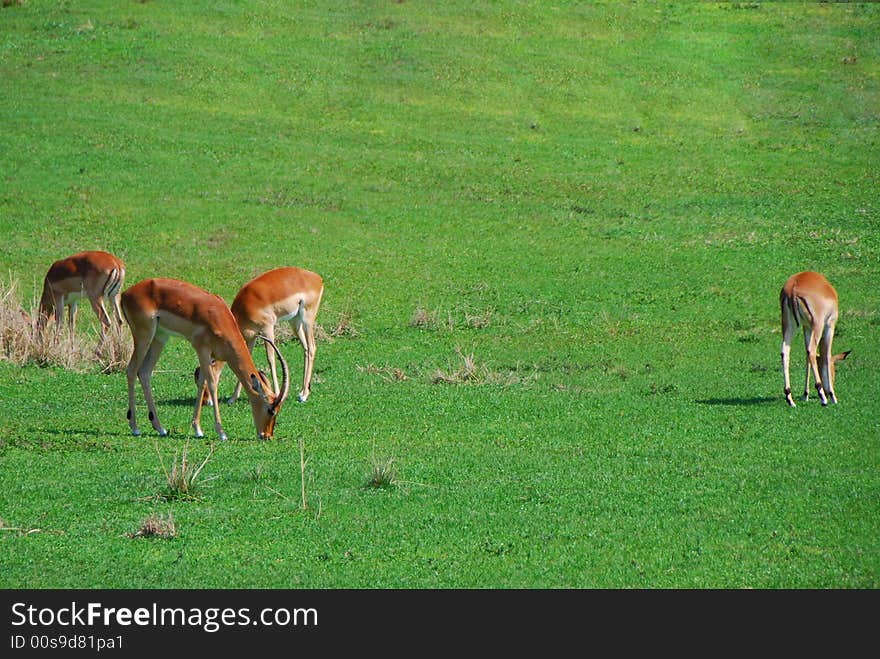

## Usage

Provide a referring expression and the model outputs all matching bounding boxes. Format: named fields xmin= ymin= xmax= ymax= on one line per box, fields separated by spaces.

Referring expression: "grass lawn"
xmin=0 ymin=1 xmax=878 ymax=588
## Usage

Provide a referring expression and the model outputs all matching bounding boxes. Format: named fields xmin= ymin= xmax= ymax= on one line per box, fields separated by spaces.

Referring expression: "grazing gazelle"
xmin=37 ymin=250 xmax=126 ymax=340
xmin=197 ymin=267 xmax=324 ymax=406
xmin=122 ymin=278 xmax=290 ymax=441
xmin=780 ymin=271 xmax=850 ymax=407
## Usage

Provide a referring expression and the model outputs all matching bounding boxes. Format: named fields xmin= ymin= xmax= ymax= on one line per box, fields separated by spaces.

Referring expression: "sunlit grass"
xmin=0 ymin=1 xmax=877 ymax=589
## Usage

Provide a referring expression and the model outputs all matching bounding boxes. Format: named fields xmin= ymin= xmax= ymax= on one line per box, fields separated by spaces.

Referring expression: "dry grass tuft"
xmin=248 ymin=464 xmax=267 ymax=484
xmin=366 ymin=456 xmax=397 ymax=489
xmin=844 ymin=308 xmax=877 ymax=321
xmin=326 ymin=310 xmax=360 ymax=338
xmin=271 ymin=322 xmax=296 ymax=343
xmin=410 ymin=305 xmax=494 ymax=331
xmin=312 ymin=310 xmax=361 ymax=343
xmin=0 ymin=277 xmax=131 ymax=373
xmin=155 ymin=439 xmax=216 ymax=501
xmin=410 ymin=306 xmax=438 ymax=328
xmin=464 ymin=308 xmax=493 ymax=329
xmin=129 ymin=513 xmax=177 ymax=539
xmin=357 ymin=363 xmax=408 ymax=382
xmin=431 ymin=349 xmax=538 ymax=386
xmin=431 ymin=350 xmax=486 ymax=384
xmin=95 ymin=320 xmax=132 ymax=373
xmin=0 ymin=517 xmax=42 ymax=536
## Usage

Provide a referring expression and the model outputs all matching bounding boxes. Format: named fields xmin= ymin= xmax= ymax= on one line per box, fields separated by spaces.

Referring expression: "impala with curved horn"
xmin=196 ymin=266 xmax=324 ymax=406
xmin=37 ymin=250 xmax=126 ymax=340
xmin=780 ymin=271 xmax=849 ymax=407
xmin=121 ymin=278 xmax=290 ymax=440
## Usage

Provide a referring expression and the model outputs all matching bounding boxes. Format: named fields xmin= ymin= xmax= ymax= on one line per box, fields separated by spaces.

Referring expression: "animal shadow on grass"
xmin=39 ymin=428 xmax=108 ymax=438
xmin=162 ymin=397 xmax=201 ymax=407
xmin=696 ymin=396 xmax=777 ymax=406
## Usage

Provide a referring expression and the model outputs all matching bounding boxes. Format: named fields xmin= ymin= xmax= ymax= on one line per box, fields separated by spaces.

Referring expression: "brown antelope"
xmin=37 ymin=250 xmax=126 ymax=340
xmin=121 ymin=278 xmax=290 ymax=441
xmin=780 ymin=271 xmax=850 ymax=407
xmin=196 ymin=267 xmax=324 ymax=406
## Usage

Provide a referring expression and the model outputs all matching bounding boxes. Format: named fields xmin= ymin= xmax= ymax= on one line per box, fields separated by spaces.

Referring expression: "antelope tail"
xmin=103 ymin=268 xmax=123 ymax=298
xmin=781 ymin=291 xmax=800 ymax=328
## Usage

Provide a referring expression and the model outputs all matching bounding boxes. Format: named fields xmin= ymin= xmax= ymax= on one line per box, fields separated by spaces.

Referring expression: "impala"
xmin=121 ymin=278 xmax=290 ymax=441
xmin=37 ymin=250 xmax=126 ymax=340
xmin=780 ymin=271 xmax=849 ymax=407
xmin=196 ymin=266 xmax=324 ymax=406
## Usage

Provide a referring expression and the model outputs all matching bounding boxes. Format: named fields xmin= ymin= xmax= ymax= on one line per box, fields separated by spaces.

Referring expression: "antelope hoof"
xmin=226 ymin=397 xmax=236 ymax=405
xmin=297 ymin=392 xmax=308 ymax=403
xmin=218 ymin=432 xmax=228 ymax=442
xmin=158 ymin=428 xmax=168 ymax=437
xmin=132 ymin=428 xmax=141 ymax=437
xmin=194 ymin=428 xmax=204 ymax=439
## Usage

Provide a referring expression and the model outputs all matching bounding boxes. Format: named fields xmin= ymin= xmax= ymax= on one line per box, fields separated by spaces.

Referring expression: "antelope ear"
xmin=833 ymin=350 xmax=851 ymax=363
xmin=250 ymin=373 xmax=271 ymax=402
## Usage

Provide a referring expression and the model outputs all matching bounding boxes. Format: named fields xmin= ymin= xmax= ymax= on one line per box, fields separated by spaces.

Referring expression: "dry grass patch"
xmin=431 ymin=350 xmax=486 ymax=384
xmin=844 ymin=308 xmax=877 ymax=322
xmin=410 ymin=306 xmax=438 ymax=328
xmin=430 ymin=349 xmax=538 ymax=386
xmin=410 ymin=305 xmax=494 ymax=331
xmin=314 ymin=310 xmax=360 ymax=341
xmin=0 ymin=517 xmax=41 ymax=537
xmin=0 ymin=277 xmax=131 ymax=373
xmin=94 ymin=320 xmax=131 ymax=373
xmin=328 ymin=310 xmax=360 ymax=338
xmin=357 ymin=363 xmax=409 ymax=382
xmin=365 ymin=456 xmax=397 ymax=490
xmin=155 ymin=439 xmax=216 ymax=501
xmin=128 ymin=513 xmax=177 ymax=539
xmin=212 ymin=309 xmax=354 ymax=347
xmin=464 ymin=307 xmax=493 ymax=329
xmin=602 ymin=362 xmax=630 ymax=380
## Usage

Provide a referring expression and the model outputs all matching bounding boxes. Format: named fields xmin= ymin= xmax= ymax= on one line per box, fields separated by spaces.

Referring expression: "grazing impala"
xmin=37 ymin=250 xmax=125 ymax=340
xmin=122 ymin=278 xmax=290 ymax=441
xmin=197 ymin=267 xmax=324 ymax=406
xmin=780 ymin=271 xmax=849 ymax=407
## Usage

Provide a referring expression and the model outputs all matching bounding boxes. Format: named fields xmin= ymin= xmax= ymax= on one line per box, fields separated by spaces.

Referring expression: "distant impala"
xmin=37 ymin=250 xmax=125 ymax=340
xmin=122 ymin=278 xmax=290 ymax=441
xmin=196 ymin=267 xmax=324 ymax=406
xmin=780 ymin=271 xmax=849 ymax=407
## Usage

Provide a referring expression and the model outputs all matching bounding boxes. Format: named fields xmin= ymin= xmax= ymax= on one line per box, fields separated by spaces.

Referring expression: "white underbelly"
xmin=155 ymin=311 xmax=202 ymax=339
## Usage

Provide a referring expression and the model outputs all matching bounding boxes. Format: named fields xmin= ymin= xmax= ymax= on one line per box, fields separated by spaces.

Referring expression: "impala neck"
xmin=223 ymin=338 xmax=267 ymax=401
xmin=38 ymin=277 xmax=55 ymax=320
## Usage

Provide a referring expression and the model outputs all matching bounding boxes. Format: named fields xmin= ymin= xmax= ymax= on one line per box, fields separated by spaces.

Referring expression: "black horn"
xmin=258 ymin=334 xmax=290 ymax=408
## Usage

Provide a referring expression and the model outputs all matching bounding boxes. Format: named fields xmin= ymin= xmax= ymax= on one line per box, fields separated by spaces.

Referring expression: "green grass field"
xmin=0 ymin=1 xmax=878 ymax=588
